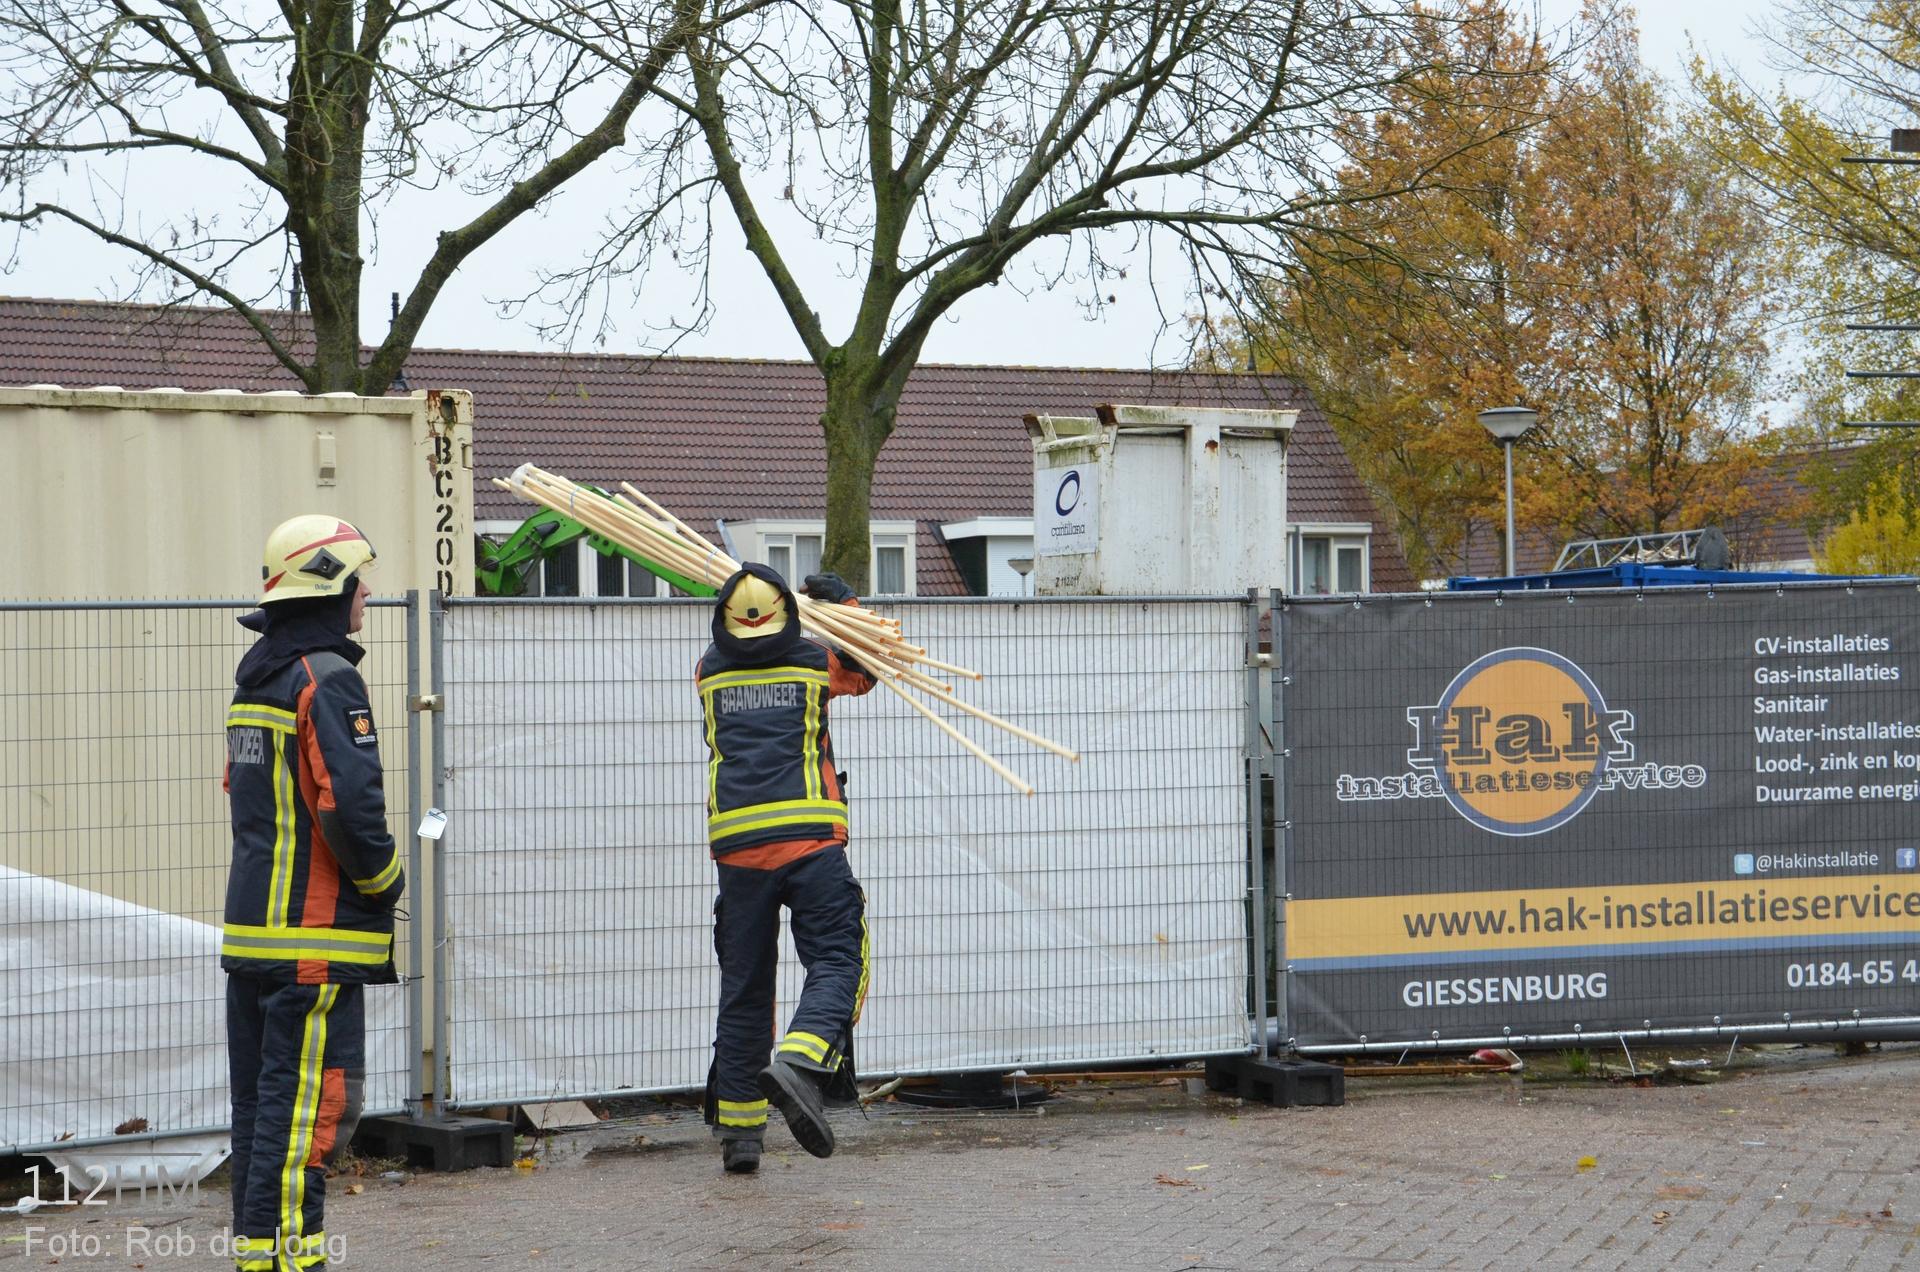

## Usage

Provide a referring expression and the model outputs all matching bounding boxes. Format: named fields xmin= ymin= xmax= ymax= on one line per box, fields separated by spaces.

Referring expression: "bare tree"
xmin=517 ymin=0 xmax=1527 ymax=587
xmin=0 ymin=0 xmax=750 ymax=392
xmin=1691 ymin=0 xmax=1920 ymax=515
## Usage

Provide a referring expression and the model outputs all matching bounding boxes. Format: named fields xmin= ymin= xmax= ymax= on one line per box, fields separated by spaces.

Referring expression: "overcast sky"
xmin=2 ymin=1 xmax=1787 ymax=370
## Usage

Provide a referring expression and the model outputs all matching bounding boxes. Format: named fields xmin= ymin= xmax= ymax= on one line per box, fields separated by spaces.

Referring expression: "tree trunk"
xmin=818 ymin=365 xmax=901 ymax=593
xmin=304 ymin=260 xmax=362 ymax=392
xmin=284 ymin=4 xmax=373 ymax=393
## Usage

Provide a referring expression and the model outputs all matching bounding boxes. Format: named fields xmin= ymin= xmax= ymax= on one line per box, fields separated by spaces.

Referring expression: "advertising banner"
xmin=1283 ymin=583 xmax=1920 ymax=1048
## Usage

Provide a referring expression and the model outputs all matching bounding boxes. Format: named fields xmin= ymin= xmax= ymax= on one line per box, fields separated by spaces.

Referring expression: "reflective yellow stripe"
xmin=704 ymin=683 xmax=724 ymax=825
xmin=778 ymin=1031 xmax=831 ymax=1063
xmin=700 ymin=667 xmax=830 ymax=693
xmin=228 ymin=713 xmax=295 ymax=733
xmin=231 ymin=697 xmax=297 ymax=932
xmin=716 ymin=1098 xmax=768 ymax=1127
xmin=353 ymin=851 xmax=402 ymax=895
xmin=234 ymin=1236 xmax=278 ymax=1253
xmin=221 ymin=941 xmax=391 ymax=966
xmin=710 ymin=809 xmax=848 ymax=841
xmin=853 ymin=902 xmax=871 ymax=1026
xmin=229 ymin=702 xmax=295 ymax=723
xmin=709 ymin=799 xmax=848 ymax=834
xmin=265 ymin=737 xmax=291 ymax=928
xmin=224 ymin=922 xmax=392 ymax=945
xmin=222 ymin=921 xmax=391 ymax=966
xmin=802 ymin=680 xmax=822 ymax=800
xmin=280 ymin=986 xmax=335 ymax=1254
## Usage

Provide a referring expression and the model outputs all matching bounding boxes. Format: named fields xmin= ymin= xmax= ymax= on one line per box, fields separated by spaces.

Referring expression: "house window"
xmin=1337 ymin=545 xmax=1364 ymax=594
xmin=593 ymin=551 xmax=660 ymax=598
xmin=1292 ymin=529 xmax=1370 ymax=595
xmin=542 ymin=542 xmax=581 ymax=596
xmin=872 ymin=536 xmax=908 ymax=595
xmin=596 ymin=550 xmax=626 ymax=598
xmin=1301 ymin=538 xmax=1332 ymax=595
xmin=764 ymin=533 xmax=824 ymax=586
xmin=746 ymin=521 xmax=916 ymax=595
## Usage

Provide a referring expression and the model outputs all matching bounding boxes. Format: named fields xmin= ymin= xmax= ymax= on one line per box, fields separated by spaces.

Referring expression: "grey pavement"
xmin=5 ymin=1047 xmax=1917 ymax=1271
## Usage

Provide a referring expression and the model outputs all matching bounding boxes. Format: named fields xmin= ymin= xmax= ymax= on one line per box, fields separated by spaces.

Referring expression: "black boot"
xmin=721 ymin=1135 xmax=762 ymax=1174
xmin=758 ymin=1057 xmax=834 ymax=1159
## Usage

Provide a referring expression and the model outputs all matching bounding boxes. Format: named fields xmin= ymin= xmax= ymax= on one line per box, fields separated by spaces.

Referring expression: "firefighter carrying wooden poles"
xmin=698 ymin=564 xmax=877 ymax=1173
xmin=222 ymin=516 xmax=405 ymax=1269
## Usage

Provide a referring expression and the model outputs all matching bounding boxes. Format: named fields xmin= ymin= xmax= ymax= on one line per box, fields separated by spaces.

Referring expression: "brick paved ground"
xmin=6 ymin=1046 xmax=1916 ymax=1271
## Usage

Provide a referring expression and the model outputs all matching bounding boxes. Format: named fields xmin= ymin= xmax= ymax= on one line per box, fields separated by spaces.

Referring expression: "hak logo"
xmin=1335 ymin=646 xmax=1707 ymax=836
xmin=1406 ymin=648 xmax=1636 ymax=835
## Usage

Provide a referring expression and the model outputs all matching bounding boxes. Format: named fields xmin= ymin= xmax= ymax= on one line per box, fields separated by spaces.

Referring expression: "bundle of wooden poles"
xmin=500 ymin=463 xmax=1078 ymax=795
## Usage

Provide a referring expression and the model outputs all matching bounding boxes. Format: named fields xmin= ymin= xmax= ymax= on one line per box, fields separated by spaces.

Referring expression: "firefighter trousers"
xmin=709 ymin=845 xmax=869 ymax=1138
xmin=226 ymin=977 xmax=364 ymax=1272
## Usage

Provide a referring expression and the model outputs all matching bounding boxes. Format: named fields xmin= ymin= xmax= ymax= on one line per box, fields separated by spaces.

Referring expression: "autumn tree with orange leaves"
xmin=1239 ymin=7 xmax=1785 ymax=580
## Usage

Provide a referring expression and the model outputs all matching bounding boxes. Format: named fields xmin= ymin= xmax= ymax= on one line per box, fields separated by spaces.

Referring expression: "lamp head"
xmin=1478 ymin=406 xmax=1540 ymax=443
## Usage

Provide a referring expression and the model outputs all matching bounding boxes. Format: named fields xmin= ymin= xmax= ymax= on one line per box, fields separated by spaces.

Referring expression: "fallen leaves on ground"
xmin=1154 ymin=1174 xmax=1196 ymax=1187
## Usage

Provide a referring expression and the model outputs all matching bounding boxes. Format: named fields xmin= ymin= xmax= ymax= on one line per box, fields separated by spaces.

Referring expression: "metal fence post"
xmin=405 ymin=590 xmax=428 ymax=1117
xmin=1244 ymin=590 xmax=1271 ymax=1053
xmin=1269 ymin=587 xmax=1289 ymax=1053
xmin=428 ymin=590 xmax=452 ymax=1118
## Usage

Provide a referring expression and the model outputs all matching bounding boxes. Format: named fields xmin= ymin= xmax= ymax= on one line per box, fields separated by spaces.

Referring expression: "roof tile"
xmin=1 ymin=295 xmax=1413 ymax=591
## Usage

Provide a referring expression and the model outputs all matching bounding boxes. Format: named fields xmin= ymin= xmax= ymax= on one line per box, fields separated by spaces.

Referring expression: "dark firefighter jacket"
xmin=696 ymin=565 xmax=875 ymax=858
xmin=223 ymin=641 xmax=404 ymax=985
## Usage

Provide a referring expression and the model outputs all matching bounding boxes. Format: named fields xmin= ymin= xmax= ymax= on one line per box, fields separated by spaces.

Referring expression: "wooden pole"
xmin=499 ymin=463 xmax=1077 ymax=775
xmin=875 ymin=673 xmax=1034 ymax=797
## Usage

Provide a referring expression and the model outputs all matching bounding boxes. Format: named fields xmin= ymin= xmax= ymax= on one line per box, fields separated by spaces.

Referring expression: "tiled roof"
xmin=0 ymin=295 xmax=1413 ymax=594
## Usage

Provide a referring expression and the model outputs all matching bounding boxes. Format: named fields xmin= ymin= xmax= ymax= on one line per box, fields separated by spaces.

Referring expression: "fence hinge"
xmin=409 ymin=694 xmax=444 ymax=713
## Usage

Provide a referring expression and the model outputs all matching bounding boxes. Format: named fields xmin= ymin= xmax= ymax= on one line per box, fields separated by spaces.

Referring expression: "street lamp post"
xmin=1477 ymin=406 xmax=1540 ymax=578
xmin=1007 ymin=556 xmax=1034 ymax=597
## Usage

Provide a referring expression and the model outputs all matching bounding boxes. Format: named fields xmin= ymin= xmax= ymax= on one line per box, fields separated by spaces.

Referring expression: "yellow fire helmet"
xmin=260 ymin=515 xmax=378 ymax=604
xmin=722 ymin=570 xmax=789 ymax=639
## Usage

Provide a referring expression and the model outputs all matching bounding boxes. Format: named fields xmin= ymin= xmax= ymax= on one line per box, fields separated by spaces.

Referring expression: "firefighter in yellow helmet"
xmin=223 ymin=515 xmax=402 ymax=1271
xmin=696 ymin=563 xmax=876 ymax=1172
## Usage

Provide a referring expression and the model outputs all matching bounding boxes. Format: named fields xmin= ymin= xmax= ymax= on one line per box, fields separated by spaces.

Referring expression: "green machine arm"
xmin=475 ymin=494 xmax=717 ymax=597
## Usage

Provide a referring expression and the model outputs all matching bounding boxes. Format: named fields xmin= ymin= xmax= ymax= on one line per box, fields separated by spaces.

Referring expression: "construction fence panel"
xmin=0 ymin=600 xmax=418 ymax=1155
xmin=438 ymin=596 xmax=1252 ymax=1107
xmin=1279 ymin=581 xmax=1920 ymax=1054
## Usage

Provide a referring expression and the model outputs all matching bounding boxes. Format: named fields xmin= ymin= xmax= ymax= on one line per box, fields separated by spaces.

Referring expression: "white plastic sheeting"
xmin=0 ymin=866 xmax=409 ymax=1154
xmin=441 ymin=598 xmax=1252 ymax=1105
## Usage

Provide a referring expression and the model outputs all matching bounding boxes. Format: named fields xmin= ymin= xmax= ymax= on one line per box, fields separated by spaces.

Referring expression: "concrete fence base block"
xmin=1203 ymin=1056 xmax=1345 ymax=1108
xmin=354 ymin=1113 xmax=517 ymax=1172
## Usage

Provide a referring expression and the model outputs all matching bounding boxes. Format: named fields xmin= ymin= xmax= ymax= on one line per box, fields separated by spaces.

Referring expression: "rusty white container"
xmin=1026 ymin=403 xmax=1294 ymax=595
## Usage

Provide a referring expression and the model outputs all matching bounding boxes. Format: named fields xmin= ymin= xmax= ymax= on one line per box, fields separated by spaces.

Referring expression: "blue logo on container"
xmin=1898 ymin=848 xmax=1917 ymax=871
xmin=1734 ymin=853 xmax=1755 ymax=876
xmin=1054 ymin=469 xmax=1082 ymax=516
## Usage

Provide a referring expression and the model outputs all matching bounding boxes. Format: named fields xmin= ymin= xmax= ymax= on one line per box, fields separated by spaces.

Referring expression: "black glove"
xmin=802 ymin=572 xmax=856 ymax=604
